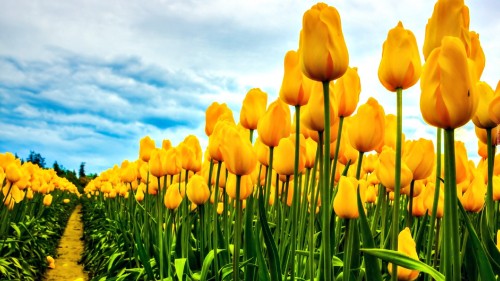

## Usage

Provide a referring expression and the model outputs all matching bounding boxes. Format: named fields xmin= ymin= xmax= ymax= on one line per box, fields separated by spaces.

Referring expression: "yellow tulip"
xmin=301 ymin=81 xmax=336 ymax=132
xmin=462 ymin=175 xmax=486 ymax=213
xmin=280 ymin=50 xmax=313 ymax=106
xmin=220 ymin=124 xmax=257 ymax=176
xmin=149 ymin=148 xmax=169 ymax=178
xmin=304 ymin=138 xmax=317 ymax=169
xmin=348 ymin=97 xmax=385 ymax=153
xmin=469 ymin=31 xmax=485 ymax=81
xmin=488 ymin=81 xmax=500 ymax=124
xmin=299 ymin=3 xmax=349 ymax=82
xmin=410 ymin=191 xmax=427 ymax=217
xmin=274 ymin=135 xmax=306 ymax=176
xmin=493 ymin=175 xmax=500 ymax=201
xmin=6 ymin=162 xmax=22 ymax=183
xmin=363 ymin=154 xmax=379 ymax=174
xmin=423 ymin=181 xmax=444 ymax=218
xmin=120 ymin=160 xmax=137 ymax=183
xmin=164 ymin=184 xmax=183 ymax=210
xmin=162 ymin=139 xmax=172 ymax=151
xmin=474 ymin=126 xmax=499 ymax=146
xmin=240 ymin=88 xmax=268 ymax=130
xmin=365 ymin=184 xmax=377 ymax=204
xmin=254 ymin=137 xmax=270 ymax=167
xmin=472 ymin=81 xmax=496 ymax=129
xmin=420 ymin=36 xmax=478 ymax=129
xmin=257 ymin=98 xmax=291 ymax=148
xmin=226 ymin=174 xmax=253 ymax=200
xmin=422 ymin=0 xmax=470 ymax=60
xmin=208 ymin=120 xmax=231 ymax=162
xmin=403 ymin=139 xmax=435 ymax=181
xmin=43 ymin=194 xmax=53 ymax=206
xmin=139 ymin=136 xmax=155 ymax=162
xmin=455 ymin=141 xmax=470 ymax=184
xmin=375 ymin=146 xmax=413 ymax=192
xmin=47 ymin=256 xmax=56 ymax=269
xmin=205 ymin=102 xmax=235 ymax=136
xmin=165 ymin=147 xmax=182 ymax=176
xmin=497 ymin=230 xmax=500 ymax=251
xmin=63 ymin=198 xmax=70 ymax=204
xmin=186 ymin=175 xmax=210 ymax=205
xmin=388 ymin=227 xmax=420 ymax=281
xmin=378 ymin=21 xmax=421 ymax=92
xmin=333 ymin=176 xmax=358 ymax=219
xmin=334 ymin=66 xmax=361 ymax=117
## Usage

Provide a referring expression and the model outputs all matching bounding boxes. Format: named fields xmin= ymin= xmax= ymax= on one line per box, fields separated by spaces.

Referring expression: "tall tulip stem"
xmin=288 ymin=105 xmax=301 ymax=280
xmin=390 ymin=87 xmax=403 ymax=281
xmin=486 ymin=128 xmax=495 ymax=233
xmin=233 ymin=175 xmax=242 ymax=281
xmin=321 ymin=80 xmax=332 ymax=281
xmin=443 ymin=129 xmax=460 ymax=280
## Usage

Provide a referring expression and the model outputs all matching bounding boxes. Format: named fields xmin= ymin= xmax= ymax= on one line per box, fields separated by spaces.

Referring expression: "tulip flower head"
xmin=186 ymin=175 xmax=210 ymax=205
xmin=388 ymin=227 xmax=420 ymax=280
xmin=139 ymin=136 xmax=155 ymax=162
xmin=348 ymin=97 xmax=386 ymax=153
xmin=334 ymin=66 xmax=361 ymax=117
xmin=333 ymin=176 xmax=359 ymax=219
xmin=280 ymin=50 xmax=313 ymax=106
xmin=240 ymin=88 xmax=268 ymax=130
xmin=257 ymin=98 xmax=291 ymax=148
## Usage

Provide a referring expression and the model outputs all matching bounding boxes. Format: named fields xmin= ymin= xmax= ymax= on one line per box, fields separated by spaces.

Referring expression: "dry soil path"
xmin=44 ymin=204 xmax=88 ymax=281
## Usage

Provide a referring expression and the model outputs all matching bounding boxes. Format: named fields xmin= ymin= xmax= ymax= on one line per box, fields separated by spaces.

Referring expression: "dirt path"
xmin=44 ymin=204 xmax=88 ymax=281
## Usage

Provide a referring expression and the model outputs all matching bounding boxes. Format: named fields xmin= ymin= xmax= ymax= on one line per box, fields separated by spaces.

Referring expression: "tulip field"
xmin=2 ymin=0 xmax=500 ymax=281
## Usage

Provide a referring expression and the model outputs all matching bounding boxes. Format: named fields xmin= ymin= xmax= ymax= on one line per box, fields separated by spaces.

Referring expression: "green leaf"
xmin=258 ymin=185 xmax=282 ymax=281
xmin=10 ymin=223 xmax=21 ymax=238
xmin=200 ymin=249 xmax=225 ymax=281
xmin=480 ymin=209 xmax=500 ymax=275
xmin=457 ymin=201 xmax=496 ymax=281
xmin=133 ymin=224 xmax=154 ymax=280
xmin=107 ymin=252 xmax=124 ymax=272
xmin=332 ymin=255 xmax=343 ymax=267
xmin=175 ymin=258 xmax=187 ymax=281
xmin=360 ymin=248 xmax=444 ymax=281
xmin=356 ymin=188 xmax=382 ymax=281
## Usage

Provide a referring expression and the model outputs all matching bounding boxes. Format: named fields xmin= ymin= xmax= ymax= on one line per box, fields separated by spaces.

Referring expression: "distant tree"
xmin=26 ymin=151 xmax=46 ymax=168
xmin=79 ymin=162 xmax=86 ymax=179
xmin=53 ymin=161 xmax=64 ymax=177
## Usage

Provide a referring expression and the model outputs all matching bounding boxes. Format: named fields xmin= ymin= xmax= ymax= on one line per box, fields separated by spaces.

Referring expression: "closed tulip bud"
xmin=257 ymin=98 xmax=291 ymax=148
xmin=165 ymin=147 xmax=182 ymax=176
xmin=376 ymin=114 xmax=406 ymax=153
xmin=477 ymin=140 xmax=487 ymax=159
xmin=376 ymin=146 xmax=413 ymax=192
xmin=135 ymin=185 xmax=145 ymax=202
xmin=220 ymin=124 xmax=257 ymax=176
xmin=388 ymin=227 xmax=420 ymax=281
xmin=186 ymin=175 xmax=210 ymax=205
xmin=240 ymin=88 xmax=268 ymax=130
xmin=120 ymin=160 xmax=137 ymax=183
xmin=280 ymin=50 xmax=313 ymax=106
xmin=254 ymin=137 xmax=270 ymax=167
xmin=205 ymin=102 xmax=235 ymax=136
xmin=462 ymin=175 xmax=486 ymax=212
xmin=423 ymin=181 xmax=444 ymax=218
xmin=334 ymin=66 xmax=361 ymax=117
xmin=139 ymin=136 xmax=156 ymax=162
xmin=226 ymin=174 xmax=253 ymax=200
xmin=455 ymin=141 xmax=470 ymax=184
xmin=26 ymin=188 xmax=33 ymax=200
xmin=410 ymin=191 xmax=427 ymax=217
xmin=472 ymin=81 xmax=496 ymax=129
xmin=365 ymin=184 xmax=377 ymax=204
xmin=300 ymin=3 xmax=349 ymax=82
xmin=209 ymin=121 xmax=230 ymax=162
xmin=378 ymin=21 xmax=421 ymax=92
xmin=305 ymin=138 xmax=317 ymax=169
xmin=474 ymin=126 xmax=499 ymax=146
xmin=469 ymin=31 xmax=485 ymax=81
xmin=164 ymin=184 xmax=183 ymax=210
xmin=403 ymin=139 xmax=435 ymax=181
xmin=162 ymin=139 xmax=172 ymax=151
xmin=331 ymin=129 xmax=358 ymax=165
xmin=274 ymin=135 xmax=306 ymax=176
xmin=333 ymin=176 xmax=359 ymax=219
xmin=43 ymin=194 xmax=53 ymax=206
xmin=420 ymin=36 xmax=478 ymax=130
xmin=348 ymin=97 xmax=385 ymax=152
xmin=301 ymin=81 xmax=336 ymax=132
xmin=363 ymin=154 xmax=379 ymax=174
xmin=488 ymin=81 xmax=500 ymax=124
xmin=149 ymin=149 xmax=169 ymax=178
xmin=497 ymin=230 xmax=500 ymax=251
xmin=6 ymin=163 xmax=22 ymax=183
xmin=422 ymin=0 xmax=470 ymax=60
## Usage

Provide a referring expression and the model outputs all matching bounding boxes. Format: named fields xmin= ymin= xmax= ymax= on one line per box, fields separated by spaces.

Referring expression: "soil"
xmin=44 ymin=205 xmax=88 ymax=281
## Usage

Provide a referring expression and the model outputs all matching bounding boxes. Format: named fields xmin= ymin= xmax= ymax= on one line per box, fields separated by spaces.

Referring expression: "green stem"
xmin=486 ymin=128 xmax=495 ymax=234
xmin=233 ymin=175 xmax=243 ymax=281
xmin=309 ymin=146 xmax=321 ymax=280
xmin=407 ymin=180 xmax=415 ymax=228
xmin=444 ymin=129 xmax=460 ymax=280
xmin=213 ymin=162 xmax=222 ymax=280
xmin=343 ymin=219 xmax=353 ymax=281
xmin=321 ymin=80 xmax=332 ymax=281
xmin=157 ymin=177 xmax=164 ymax=280
xmin=390 ymin=88 xmax=403 ymax=281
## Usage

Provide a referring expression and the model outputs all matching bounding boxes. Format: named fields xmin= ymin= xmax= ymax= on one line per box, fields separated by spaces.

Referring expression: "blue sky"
xmin=1 ymin=0 xmax=499 ymax=174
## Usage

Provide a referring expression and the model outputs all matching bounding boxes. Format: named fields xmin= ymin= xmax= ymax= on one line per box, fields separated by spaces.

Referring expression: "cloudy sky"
xmin=1 ymin=0 xmax=499 ymax=174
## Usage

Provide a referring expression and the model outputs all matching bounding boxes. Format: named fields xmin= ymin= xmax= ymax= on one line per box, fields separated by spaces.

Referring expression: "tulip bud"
xmin=274 ymin=135 xmax=306 ymax=176
xmin=388 ymin=227 xmax=420 ymax=280
xmin=165 ymin=184 xmax=183 ymax=210
xmin=257 ymin=98 xmax=291 ymax=148
xmin=300 ymin=3 xmax=349 ymax=82
xmin=378 ymin=21 xmax=421 ymax=92
xmin=120 ymin=160 xmax=138 ymax=183
xmin=63 ymin=198 xmax=70 ymax=204
xmin=472 ymin=81 xmax=496 ymax=129
xmin=186 ymin=175 xmax=210 ymax=205
xmin=280 ymin=50 xmax=312 ymax=106
xmin=149 ymin=148 xmax=169 ymax=178
xmin=469 ymin=31 xmax=485 ymax=81
xmin=462 ymin=176 xmax=486 ymax=213
xmin=301 ymin=82 xmax=336 ymax=133
xmin=488 ymin=81 xmax=500 ymax=125
xmin=43 ymin=194 xmax=53 ymax=206
xmin=6 ymin=163 xmax=22 ymax=183
xmin=375 ymin=146 xmax=413 ymax=192
xmin=403 ymin=139 xmax=435 ymax=181
xmin=220 ymin=124 xmax=257 ymax=176
xmin=205 ymin=102 xmax=235 ymax=136
xmin=139 ymin=136 xmax=155 ymax=162
xmin=226 ymin=174 xmax=253 ymax=200
xmin=423 ymin=181 xmax=444 ymax=218
xmin=348 ymin=97 xmax=385 ymax=153
xmin=333 ymin=176 xmax=359 ymax=219
xmin=240 ymin=88 xmax=268 ymax=130
xmin=47 ymin=256 xmax=56 ymax=269
xmin=162 ymin=139 xmax=172 ymax=151
xmin=334 ymin=66 xmax=361 ymax=117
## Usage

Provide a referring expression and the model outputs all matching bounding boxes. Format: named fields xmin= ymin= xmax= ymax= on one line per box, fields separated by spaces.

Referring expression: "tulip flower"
xmin=300 ymin=3 xmax=349 ymax=82
xmin=410 ymin=191 xmax=427 ymax=217
xmin=493 ymin=176 xmax=500 ymax=201
xmin=139 ymin=136 xmax=155 ymax=162
xmin=149 ymin=148 xmax=169 ymax=178
xmin=348 ymin=97 xmax=385 ymax=152
xmin=301 ymin=81 xmax=336 ymax=132
xmin=162 ymin=139 xmax=172 ymax=151
xmin=388 ymin=228 xmax=420 ymax=281
xmin=280 ymin=50 xmax=313 ymax=106
xmin=333 ymin=176 xmax=359 ymax=219
xmin=205 ymin=102 xmax=235 ymax=136
xmin=469 ymin=31 xmax=485 ymax=81
xmin=422 ymin=0 xmax=470 ymax=60
xmin=186 ymin=175 xmax=210 ymax=205
xmin=462 ymin=176 xmax=486 ymax=212
xmin=274 ymin=135 xmax=306 ymax=176
xmin=120 ymin=160 xmax=138 ymax=183
xmin=488 ymin=81 xmax=500 ymax=124
xmin=240 ymin=88 xmax=268 ymax=130
xmin=376 ymin=146 xmax=413 ymax=192
xmin=334 ymin=66 xmax=361 ymax=117
xmin=257 ymin=98 xmax=291 ymax=148
xmin=164 ymin=184 xmax=183 ymax=210
xmin=220 ymin=124 xmax=257 ymax=176
xmin=423 ymin=181 xmax=444 ymax=218
xmin=165 ymin=147 xmax=182 ymax=176
xmin=472 ymin=81 xmax=496 ymax=129
xmin=474 ymin=126 xmax=499 ymax=146
xmin=403 ymin=139 xmax=435 ymax=181
xmin=47 ymin=256 xmax=56 ymax=269
xmin=363 ymin=154 xmax=378 ymax=174
xmin=304 ymin=137 xmax=317 ymax=169
xmin=5 ymin=163 xmax=21 ymax=183
xmin=378 ymin=21 xmax=421 ymax=92
xmin=497 ymin=230 xmax=500 ymax=251
xmin=420 ymin=36 xmax=478 ymax=130
xmin=43 ymin=194 xmax=53 ymax=206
